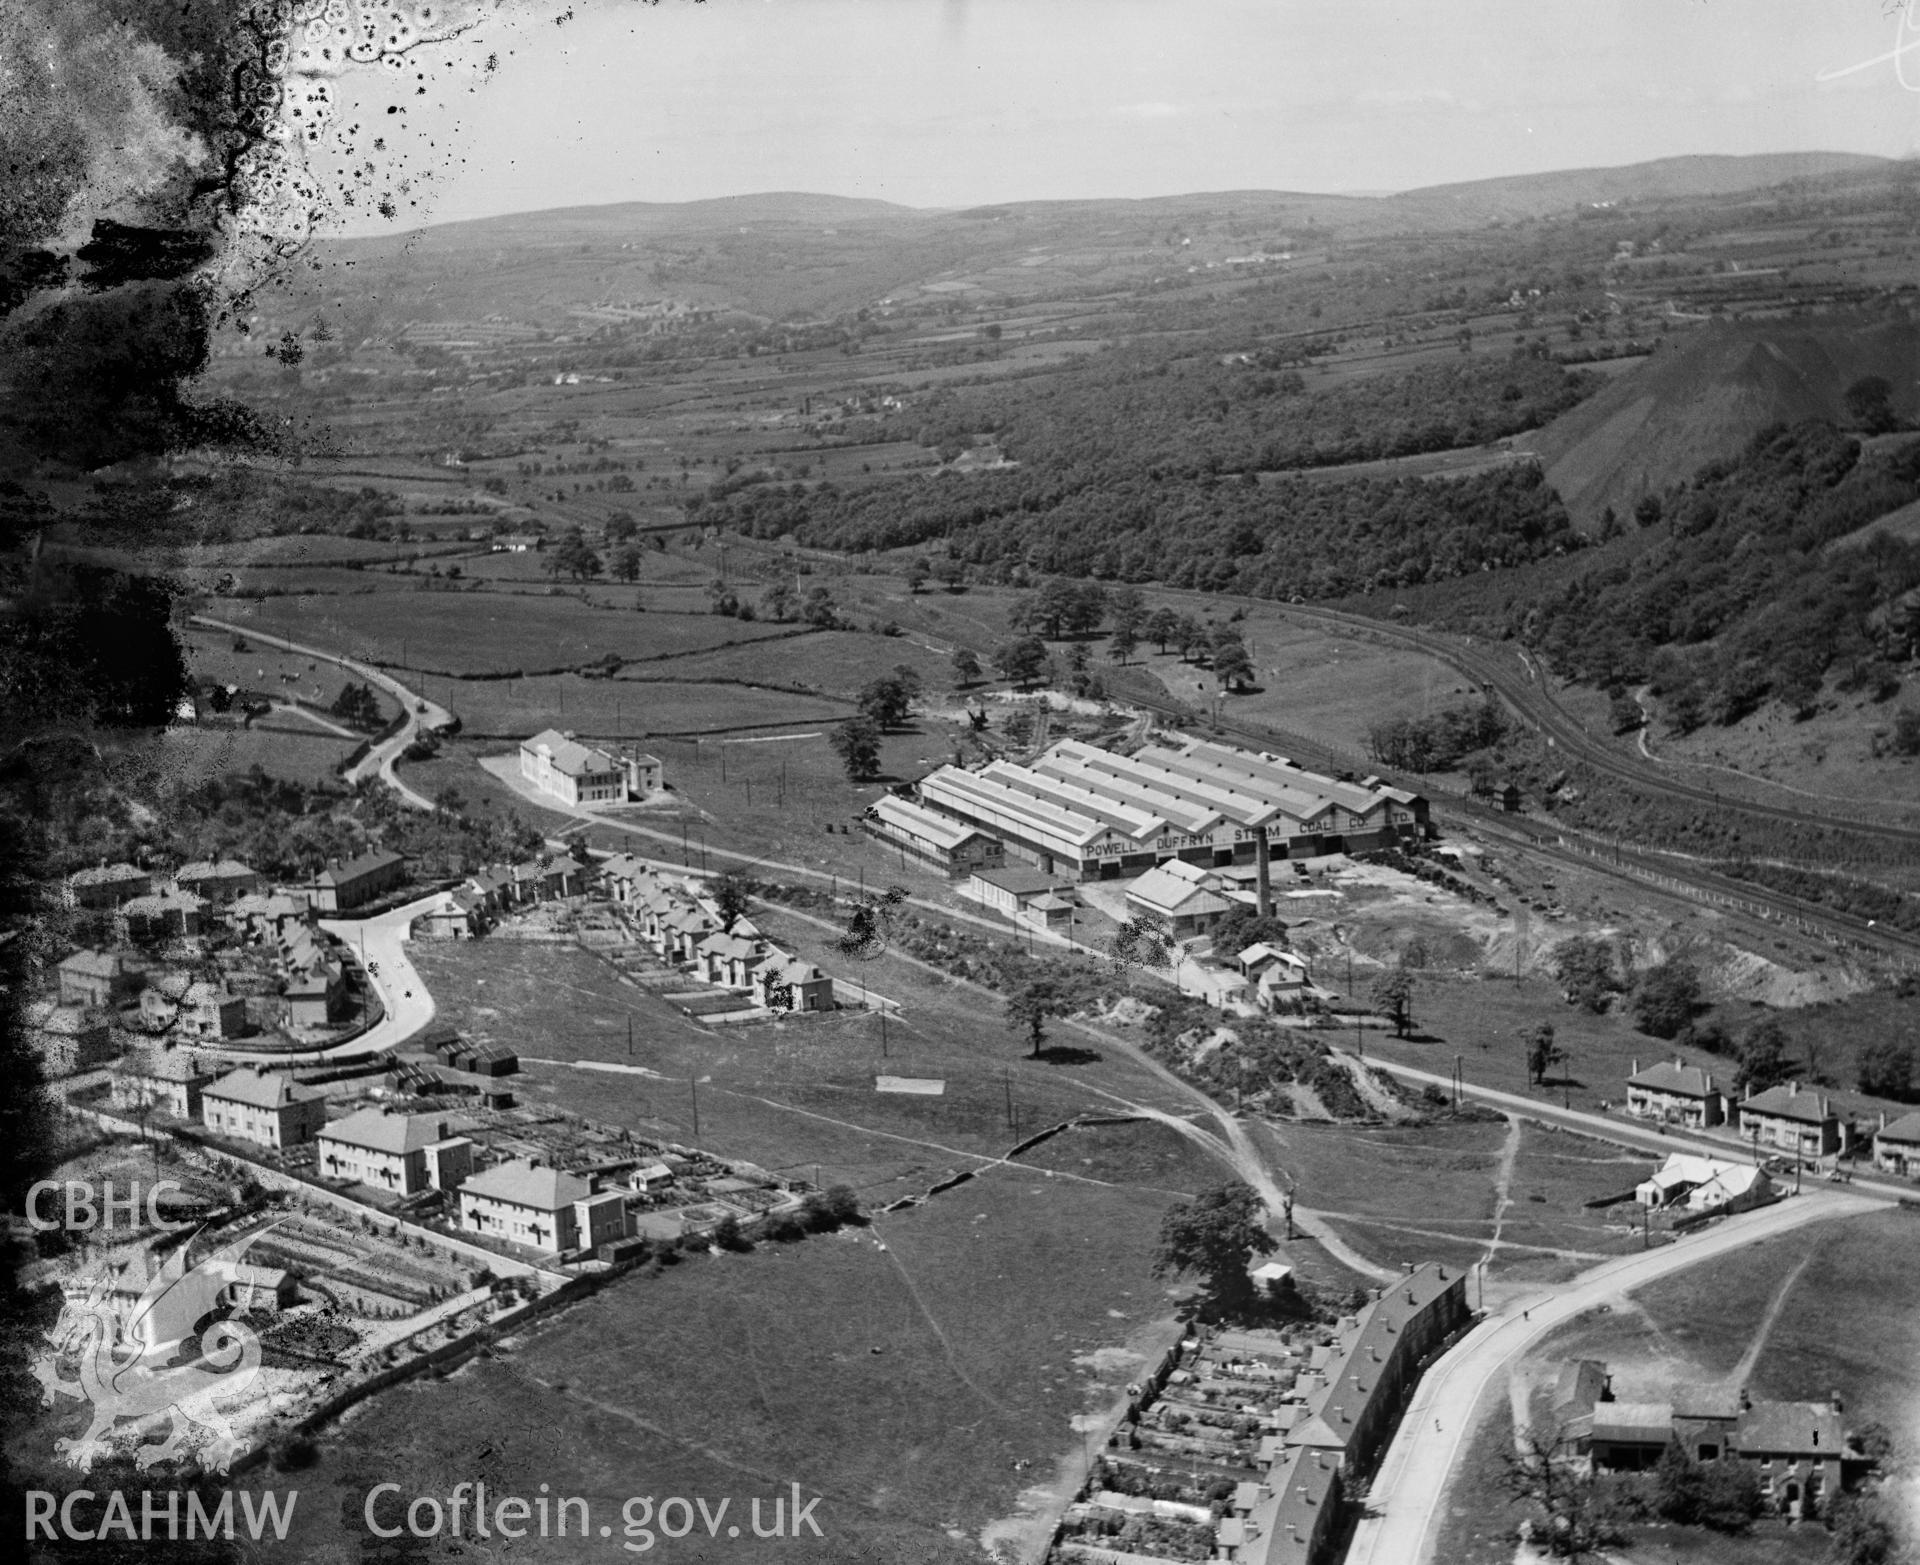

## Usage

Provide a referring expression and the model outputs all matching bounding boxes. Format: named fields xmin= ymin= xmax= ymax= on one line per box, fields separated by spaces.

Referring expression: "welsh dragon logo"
xmin=32 ymin=1225 xmax=278 ymax=1474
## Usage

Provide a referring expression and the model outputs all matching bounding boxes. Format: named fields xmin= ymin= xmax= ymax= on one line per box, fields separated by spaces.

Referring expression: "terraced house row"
xmin=912 ymin=737 xmax=1429 ymax=882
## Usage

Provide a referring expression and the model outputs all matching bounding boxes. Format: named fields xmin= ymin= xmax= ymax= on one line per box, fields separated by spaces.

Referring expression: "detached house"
xmin=317 ymin=1108 xmax=473 ymax=1196
xmin=758 ymin=955 xmax=834 ymax=1014
xmin=201 ymin=1068 xmax=328 ymax=1149
xmin=1737 ymin=1082 xmax=1845 ymax=1159
xmin=58 ymin=949 xmax=138 ymax=1010
xmin=1872 ymin=1111 xmax=1920 ymax=1177
xmin=110 ymin=1050 xmax=217 ymax=1121
xmin=1625 ymin=1059 xmax=1727 ymax=1129
xmin=458 ymin=1158 xmax=608 ymax=1254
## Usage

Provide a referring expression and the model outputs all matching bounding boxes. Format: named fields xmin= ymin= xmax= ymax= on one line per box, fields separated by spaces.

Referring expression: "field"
xmin=214 ymin=588 xmax=800 ymax=675
xmin=260 ymin=1163 xmax=1197 ymax=1564
xmin=1274 ymin=1117 xmax=1651 ymax=1285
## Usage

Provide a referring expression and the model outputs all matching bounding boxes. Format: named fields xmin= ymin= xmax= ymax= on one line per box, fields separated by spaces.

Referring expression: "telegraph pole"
xmin=690 ymin=1075 xmax=701 ymax=1138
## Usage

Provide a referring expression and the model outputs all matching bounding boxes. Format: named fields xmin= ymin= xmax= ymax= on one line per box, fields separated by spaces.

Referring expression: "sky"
xmin=327 ymin=0 xmax=1920 ymax=234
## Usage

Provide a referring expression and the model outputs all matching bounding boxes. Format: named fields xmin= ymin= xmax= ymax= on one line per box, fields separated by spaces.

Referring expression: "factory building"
xmin=913 ymin=737 xmax=1426 ymax=883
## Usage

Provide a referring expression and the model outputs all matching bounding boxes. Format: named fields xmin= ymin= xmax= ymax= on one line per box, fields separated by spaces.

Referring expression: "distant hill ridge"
xmin=346 ymin=150 xmax=1899 ymax=249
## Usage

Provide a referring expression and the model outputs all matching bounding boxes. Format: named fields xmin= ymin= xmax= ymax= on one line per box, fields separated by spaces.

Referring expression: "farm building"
xmin=312 ymin=849 xmax=408 ymax=913
xmin=1737 ymin=1082 xmax=1845 ymax=1158
xmin=318 ymin=1108 xmax=474 ymax=1196
xmin=458 ymin=1158 xmax=597 ymax=1255
xmin=863 ymin=794 xmax=1003 ymax=876
xmin=1625 ymin=1059 xmax=1727 ymax=1128
xmin=913 ymin=736 xmax=1427 ymax=880
xmin=201 ymin=1068 xmax=328 ymax=1149
xmin=109 ymin=1050 xmax=217 ymax=1121
xmin=1872 ymin=1111 xmax=1920 ymax=1176
xmin=519 ymin=729 xmax=658 ymax=806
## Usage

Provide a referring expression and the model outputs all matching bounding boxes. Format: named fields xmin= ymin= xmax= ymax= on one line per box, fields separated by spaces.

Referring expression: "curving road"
xmin=1345 ymin=1185 xmax=1891 ymax=1565
xmin=189 ymin=614 xmax=452 ymax=810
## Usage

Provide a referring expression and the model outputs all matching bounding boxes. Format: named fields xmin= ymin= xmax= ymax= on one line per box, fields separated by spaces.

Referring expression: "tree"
xmin=1826 ymin=1491 xmax=1910 ymax=1565
xmin=1108 ymin=911 xmax=1176 ymax=988
xmin=331 ymin=681 xmax=382 ymax=729
xmin=611 ymin=543 xmax=642 ymax=582
xmin=905 ymin=558 xmax=931 ymax=594
xmin=760 ymin=581 xmax=797 ymax=622
xmin=1108 ymin=585 xmax=1147 ymax=639
xmin=802 ymin=586 xmax=838 ymax=628
xmin=950 ymin=647 xmax=982 ymax=687
xmin=991 ymin=636 xmax=1049 ymax=689
xmin=1858 ymin=1039 xmax=1917 ymax=1102
xmin=1151 ymin=1181 xmax=1276 ymax=1313
xmin=605 ymin=511 xmax=638 ymax=543
xmin=1371 ymin=969 xmax=1414 ymax=1037
xmin=1006 ymin=978 xmax=1065 ymax=1058
xmin=552 ymin=528 xmax=602 ymax=582
xmin=1108 ymin=624 xmax=1138 ymax=665
xmin=1502 ymin=1425 xmax=1624 ymax=1561
xmin=1608 ymin=691 xmax=1644 ymax=734
xmin=1526 ymin=1021 xmax=1565 ymax=1086
xmin=1173 ymin=614 xmax=1207 ymax=662
xmin=1844 ymin=374 xmax=1897 ymax=435
xmin=1653 ymin=1443 xmax=1763 ymax=1531
xmin=857 ymin=674 xmax=913 ymax=730
xmin=1553 ymin=937 xmax=1621 ymax=1013
xmin=712 ymin=873 xmax=753 ymax=925
xmin=1208 ymin=906 xmax=1289 ymax=961
xmin=828 ymin=715 xmax=882 ymax=781
xmin=1144 ymin=607 xmax=1180 ymax=654
xmin=1630 ymin=960 xmax=1702 ymax=1040
xmin=1214 ymin=639 xmax=1255 ymax=691
xmin=1735 ymin=1016 xmax=1796 ymax=1094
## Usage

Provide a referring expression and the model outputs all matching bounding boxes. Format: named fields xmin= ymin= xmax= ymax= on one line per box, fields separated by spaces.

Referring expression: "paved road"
xmin=207 ymin=894 xmax=444 ymax=1066
xmin=1345 ymin=1185 xmax=1892 ymax=1565
xmin=190 ymin=615 xmax=451 ymax=810
xmin=1346 ymin=1047 xmax=1918 ymax=1210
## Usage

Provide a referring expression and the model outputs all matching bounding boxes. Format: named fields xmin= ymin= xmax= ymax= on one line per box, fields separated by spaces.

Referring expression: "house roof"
xmin=1739 ymin=1084 xmax=1835 ymax=1124
xmin=317 ymin=849 xmax=404 ymax=887
xmin=29 ymin=1002 xmax=103 ymax=1036
xmin=870 ymin=793 xmax=987 ymax=852
xmin=205 ymin=1067 xmax=322 ymax=1110
xmin=1629 ymin=1060 xmax=1719 ymax=1098
xmin=1128 ymin=863 xmax=1232 ymax=918
xmin=114 ymin=1049 xmax=213 ymax=1083
xmin=70 ymin=863 xmax=147 ymax=887
xmin=1690 ymin=1165 xmax=1767 ymax=1204
xmin=59 ymin=949 xmax=124 ymax=978
xmin=1736 ymin=1400 xmax=1844 ymax=1457
xmin=522 ymin=728 xmax=620 ymax=778
xmin=319 ymin=1107 xmax=458 ymax=1156
xmin=1876 ymin=1111 xmax=1920 ymax=1146
xmin=177 ymin=859 xmax=258 ymax=882
xmin=1553 ymin=1359 xmax=1608 ymax=1415
xmin=968 ymin=865 xmax=1060 ymax=897
xmin=1592 ymin=1402 xmax=1673 ymax=1445
xmin=1674 ymin=1385 xmax=1743 ymax=1421
xmin=461 ymin=1157 xmax=592 ymax=1211
xmin=1641 ymin=1153 xmax=1735 ymax=1191
xmin=1289 ymin=1263 xmax=1461 ymax=1452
